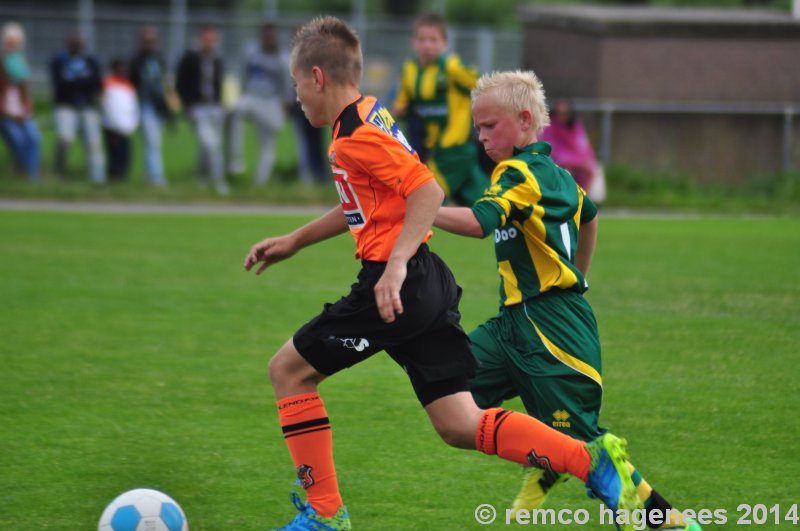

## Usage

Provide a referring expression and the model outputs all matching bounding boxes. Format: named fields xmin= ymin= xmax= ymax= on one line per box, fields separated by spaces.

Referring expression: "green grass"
xmin=1 ymin=211 xmax=799 ymax=530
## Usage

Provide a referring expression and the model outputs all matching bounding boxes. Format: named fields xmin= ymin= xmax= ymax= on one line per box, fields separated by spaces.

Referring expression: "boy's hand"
xmin=374 ymin=258 xmax=407 ymax=323
xmin=244 ymin=235 xmax=298 ymax=275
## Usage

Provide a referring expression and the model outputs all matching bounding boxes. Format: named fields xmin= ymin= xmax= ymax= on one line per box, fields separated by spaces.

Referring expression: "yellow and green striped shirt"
xmin=471 ymin=141 xmax=598 ymax=307
xmin=392 ymin=53 xmax=478 ymax=150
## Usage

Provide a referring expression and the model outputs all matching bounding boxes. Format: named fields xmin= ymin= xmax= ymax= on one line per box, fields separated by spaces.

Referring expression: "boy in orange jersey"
xmin=244 ymin=16 xmax=641 ymax=531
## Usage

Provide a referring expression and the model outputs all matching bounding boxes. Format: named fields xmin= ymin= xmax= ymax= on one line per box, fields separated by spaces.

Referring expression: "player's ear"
xmin=311 ymin=65 xmax=324 ymax=91
xmin=519 ymin=109 xmax=533 ymax=131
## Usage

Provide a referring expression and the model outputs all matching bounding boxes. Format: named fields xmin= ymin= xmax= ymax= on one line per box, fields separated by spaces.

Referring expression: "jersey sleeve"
xmin=471 ymin=166 xmax=533 ymax=237
xmin=579 ymin=186 xmax=598 ymax=224
xmin=446 ymin=54 xmax=479 ymax=92
xmin=337 ymin=128 xmax=433 ymax=198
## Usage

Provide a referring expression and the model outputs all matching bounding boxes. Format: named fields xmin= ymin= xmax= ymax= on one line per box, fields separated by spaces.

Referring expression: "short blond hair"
xmin=291 ymin=16 xmax=362 ymax=86
xmin=472 ymin=70 xmax=550 ymax=133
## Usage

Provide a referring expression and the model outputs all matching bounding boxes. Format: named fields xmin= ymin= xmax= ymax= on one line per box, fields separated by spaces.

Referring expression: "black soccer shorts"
xmin=292 ymin=244 xmax=478 ymax=406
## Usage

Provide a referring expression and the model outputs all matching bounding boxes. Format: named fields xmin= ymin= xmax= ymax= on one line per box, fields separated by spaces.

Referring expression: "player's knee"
xmin=431 ymin=419 xmax=474 ymax=449
xmin=268 ymin=351 xmax=300 ymax=385
xmin=267 ymin=354 xmax=285 ymax=385
xmin=267 ymin=344 xmax=323 ymax=392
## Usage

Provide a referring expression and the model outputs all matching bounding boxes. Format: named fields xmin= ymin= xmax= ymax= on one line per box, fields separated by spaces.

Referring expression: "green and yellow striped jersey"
xmin=471 ymin=141 xmax=598 ymax=307
xmin=392 ymin=53 xmax=478 ymax=150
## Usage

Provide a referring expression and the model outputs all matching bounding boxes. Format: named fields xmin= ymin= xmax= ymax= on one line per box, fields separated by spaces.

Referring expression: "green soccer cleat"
xmin=584 ymin=433 xmax=642 ymax=531
xmin=510 ymin=467 xmax=568 ymax=517
xmin=271 ymin=486 xmax=351 ymax=531
xmin=664 ymin=519 xmax=702 ymax=531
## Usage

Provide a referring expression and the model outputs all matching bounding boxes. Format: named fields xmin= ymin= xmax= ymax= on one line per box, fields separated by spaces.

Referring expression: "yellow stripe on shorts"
xmin=524 ymin=306 xmax=603 ymax=386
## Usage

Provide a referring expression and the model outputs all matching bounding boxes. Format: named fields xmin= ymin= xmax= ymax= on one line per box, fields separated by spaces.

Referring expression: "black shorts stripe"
xmin=282 ymin=417 xmax=330 ymax=435
xmin=283 ymin=426 xmax=332 ymax=439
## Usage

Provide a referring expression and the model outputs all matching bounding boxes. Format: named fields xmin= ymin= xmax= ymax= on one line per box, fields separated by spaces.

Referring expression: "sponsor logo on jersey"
xmin=366 ymin=101 xmax=415 ymax=154
xmin=333 ymin=168 xmax=366 ymax=228
xmin=495 ymin=227 xmax=519 ymax=242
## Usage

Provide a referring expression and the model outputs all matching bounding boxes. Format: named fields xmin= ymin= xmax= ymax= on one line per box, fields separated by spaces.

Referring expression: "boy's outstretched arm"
xmin=434 ymin=206 xmax=485 ymax=238
xmin=244 ymin=205 xmax=349 ymax=275
xmin=574 ymin=215 xmax=598 ymax=278
xmin=375 ymin=180 xmax=444 ymax=323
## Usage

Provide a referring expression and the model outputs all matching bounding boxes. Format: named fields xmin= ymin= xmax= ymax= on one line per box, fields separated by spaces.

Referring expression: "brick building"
xmin=520 ymin=6 xmax=800 ymax=183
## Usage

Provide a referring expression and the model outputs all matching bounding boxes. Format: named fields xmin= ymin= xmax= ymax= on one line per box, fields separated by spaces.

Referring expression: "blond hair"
xmin=472 ymin=70 xmax=550 ymax=133
xmin=291 ymin=16 xmax=362 ymax=86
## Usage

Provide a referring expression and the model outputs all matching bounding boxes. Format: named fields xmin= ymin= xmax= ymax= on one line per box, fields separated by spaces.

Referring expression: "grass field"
xmin=1 ymin=210 xmax=799 ymax=530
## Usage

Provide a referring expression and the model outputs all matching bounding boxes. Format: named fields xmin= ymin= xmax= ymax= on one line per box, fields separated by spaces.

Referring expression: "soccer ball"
xmin=98 ymin=488 xmax=188 ymax=531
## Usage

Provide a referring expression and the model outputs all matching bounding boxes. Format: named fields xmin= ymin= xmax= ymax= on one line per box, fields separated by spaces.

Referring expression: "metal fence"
xmin=0 ymin=2 xmax=522 ymax=101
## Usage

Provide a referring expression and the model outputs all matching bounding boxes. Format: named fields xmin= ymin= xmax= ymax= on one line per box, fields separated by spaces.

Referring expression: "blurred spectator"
xmin=385 ymin=80 xmax=428 ymax=163
xmin=176 ymin=24 xmax=228 ymax=195
xmin=0 ymin=22 xmax=41 ymax=181
xmin=391 ymin=13 xmax=487 ymax=206
xmin=290 ymin=102 xmax=327 ymax=185
xmin=540 ymin=98 xmax=605 ymax=203
xmin=130 ymin=26 xmax=171 ymax=187
xmin=101 ymin=58 xmax=138 ymax=181
xmin=228 ymin=22 xmax=291 ymax=186
xmin=50 ymin=31 xmax=105 ymax=184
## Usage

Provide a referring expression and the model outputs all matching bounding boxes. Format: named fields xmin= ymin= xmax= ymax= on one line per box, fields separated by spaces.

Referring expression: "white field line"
xmin=0 ymin=199 xmax=775 ymax=219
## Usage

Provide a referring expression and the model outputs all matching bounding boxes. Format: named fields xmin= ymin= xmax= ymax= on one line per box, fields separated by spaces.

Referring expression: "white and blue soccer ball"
xmin=98 ymin=488 xmax=188 ymax=531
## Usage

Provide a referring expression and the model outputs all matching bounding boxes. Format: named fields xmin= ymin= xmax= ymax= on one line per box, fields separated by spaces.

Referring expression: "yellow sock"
xmin=627 ymin=462 xmax=686 ymax=528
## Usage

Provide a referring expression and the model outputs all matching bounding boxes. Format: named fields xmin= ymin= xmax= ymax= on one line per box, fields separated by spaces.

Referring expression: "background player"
xmin=244 ymin=16 xmax=641 ymax=531
xmin=391 ymin=13 xmax=487 ymax=206
xmin=434 ymin=70 xmax=701 ymax=531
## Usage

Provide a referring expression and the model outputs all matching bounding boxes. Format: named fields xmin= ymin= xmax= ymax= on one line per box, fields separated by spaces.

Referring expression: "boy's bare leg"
xmin=269 ymin=340 xmax=344 ymax=519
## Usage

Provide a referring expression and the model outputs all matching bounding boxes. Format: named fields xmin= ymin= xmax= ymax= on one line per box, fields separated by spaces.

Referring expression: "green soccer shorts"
xmin=469 ymin=288 xmax=605 ymax=441
xmin=430 ymin=142 xmax=488 ymax=206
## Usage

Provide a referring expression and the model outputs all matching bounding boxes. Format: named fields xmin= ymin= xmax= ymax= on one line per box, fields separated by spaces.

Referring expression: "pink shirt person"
xmin=540 ymin=98 xmax=599 ymax=191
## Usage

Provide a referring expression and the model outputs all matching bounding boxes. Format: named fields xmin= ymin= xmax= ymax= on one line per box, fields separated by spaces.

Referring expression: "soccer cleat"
xmin=272 ymin=486 xmax=351 ymax=531
xmin=510 ymin=468 xmax=568 ymax=517
xmin=664 ymin=519 xmax=702 ymax=531
xmin=584 ymin=433 xmax=642 ymax=531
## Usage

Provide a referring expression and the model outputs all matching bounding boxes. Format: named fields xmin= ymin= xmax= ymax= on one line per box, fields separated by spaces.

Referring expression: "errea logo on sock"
xmin=552 ymin=409 xmax=571 ymax=428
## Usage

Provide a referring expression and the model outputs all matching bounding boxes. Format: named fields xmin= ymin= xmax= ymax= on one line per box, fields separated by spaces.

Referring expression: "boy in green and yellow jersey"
xmin=392 ymin=13 xmax=488 ymax=206
xmin=435 ymin=70 xmax=701 ymax=531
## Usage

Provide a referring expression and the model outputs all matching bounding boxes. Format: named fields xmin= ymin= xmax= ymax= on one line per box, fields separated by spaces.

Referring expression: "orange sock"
xmin=277 ymin=392 xmax=342 ymax=517
xmin=476 ymin=408 xmax=591 ymax=481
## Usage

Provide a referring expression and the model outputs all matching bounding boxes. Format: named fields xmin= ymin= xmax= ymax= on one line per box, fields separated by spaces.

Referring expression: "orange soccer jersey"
xmin=329 ymin=96 xmax=434 ymax=261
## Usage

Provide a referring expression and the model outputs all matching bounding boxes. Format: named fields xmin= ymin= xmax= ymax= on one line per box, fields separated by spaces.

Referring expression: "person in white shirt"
xmin=101 ymin=58 xmax=139 ymax=180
